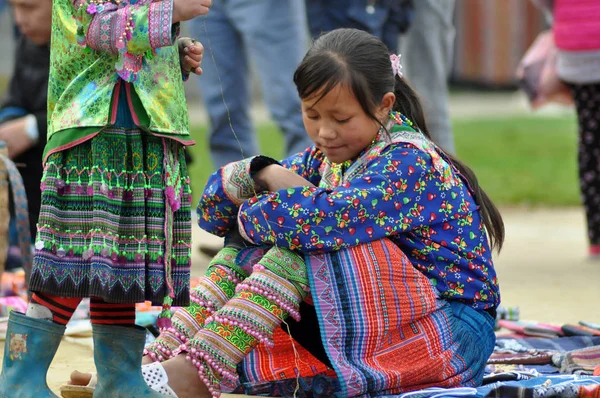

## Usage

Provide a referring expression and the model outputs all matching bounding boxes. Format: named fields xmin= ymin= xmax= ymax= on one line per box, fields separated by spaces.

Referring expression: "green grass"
xmin=188 ymin=115 xmax=580 ymax=207
xmin=454 ymin=116 xmax=579 ymax=206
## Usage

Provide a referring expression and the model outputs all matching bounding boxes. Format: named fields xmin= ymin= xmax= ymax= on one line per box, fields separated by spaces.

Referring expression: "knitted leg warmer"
xmin=179 ymin=246 xmax=309 ymax=398
xmin=144 ymin=247 xmax=248 ymax=362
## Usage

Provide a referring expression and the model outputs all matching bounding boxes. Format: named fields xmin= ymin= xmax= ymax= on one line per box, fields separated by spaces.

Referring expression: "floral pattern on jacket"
xmin=198 ymin=117 xmax=500 ymax=310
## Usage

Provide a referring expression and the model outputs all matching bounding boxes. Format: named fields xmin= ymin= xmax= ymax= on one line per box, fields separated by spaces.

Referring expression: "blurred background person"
xmin=399 ymin=0 xmax=456 ymax=154
xmin=189 ymin=0 xmax=311 ymax=257
xmin=305 ymin=0 xmax=413 ymax=53
xmin=189 ymin=0 xmax=311 ymax=169
xmin=532 ymin=0 xmax=600 ymax=258
xmin=0 ymin=0 xmax=51 ymax=268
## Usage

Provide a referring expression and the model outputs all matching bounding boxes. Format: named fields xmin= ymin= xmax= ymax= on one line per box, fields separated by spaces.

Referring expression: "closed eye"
xmin=335 ymin=117 xmax=351 ymax=124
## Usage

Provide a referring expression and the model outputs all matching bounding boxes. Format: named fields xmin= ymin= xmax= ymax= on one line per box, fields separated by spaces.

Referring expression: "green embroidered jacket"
xmin=47 ymin=0 xmax=190 ymax=157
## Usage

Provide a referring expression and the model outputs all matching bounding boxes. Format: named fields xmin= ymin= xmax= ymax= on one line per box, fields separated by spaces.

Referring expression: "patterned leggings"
xmin=28 ymin=293 xmax=135 ymax=326
xmin=570 ymin=83 xmax=600 ymax=246
xmin=145 ymin=245 xmax=310 ymax=397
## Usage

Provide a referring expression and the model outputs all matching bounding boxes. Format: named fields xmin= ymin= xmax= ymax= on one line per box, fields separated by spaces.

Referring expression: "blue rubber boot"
xmin=92 ymin=324 xmax=169 ymax=397
xmin=0 ymin=311 xmax=66 ymax=398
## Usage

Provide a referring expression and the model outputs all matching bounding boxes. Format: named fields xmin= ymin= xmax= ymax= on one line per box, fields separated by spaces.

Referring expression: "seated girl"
xmin=67 ymin=28 xmax=503 ymax=398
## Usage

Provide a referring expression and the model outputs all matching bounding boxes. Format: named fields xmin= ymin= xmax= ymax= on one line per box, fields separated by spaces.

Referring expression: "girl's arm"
xmin=75 ymin=0 xmax=178 ymax=56
xmin=197 ymin=147 xmax=325 ymax=237
xmin=237 ymin=144 xmax=464 ymax=252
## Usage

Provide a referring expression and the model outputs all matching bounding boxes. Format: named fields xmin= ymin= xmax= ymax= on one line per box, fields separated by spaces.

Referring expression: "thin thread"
xmin=282 ymin=319 xmax=302 ymax=398
xmin=201 ymin=17 xmax=245 ymax=161
xmin=201 ymin=16 xmax=279 ymax=248
xmin=202 ymin=15 xmax=305 ymax=395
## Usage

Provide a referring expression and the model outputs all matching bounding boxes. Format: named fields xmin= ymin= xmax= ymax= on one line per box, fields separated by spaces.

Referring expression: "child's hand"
xmin=172 ymin=0 xmax=212 ymax=23
xmin=179 ymin=37 xmax=204 ymax=77
xmin=253 ymin=165 xmax=316 ymax=191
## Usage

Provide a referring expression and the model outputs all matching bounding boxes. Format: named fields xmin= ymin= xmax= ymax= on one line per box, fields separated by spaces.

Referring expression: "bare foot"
xmin=68 ymin=356 xmax=153 ymax=386
xmin=161 ymin=354 xmax=211 ymax=398
xmin=68 ymin=370 xmax=93 ymax=386
xmin=142 ymin=355 xmax=153 ymax=365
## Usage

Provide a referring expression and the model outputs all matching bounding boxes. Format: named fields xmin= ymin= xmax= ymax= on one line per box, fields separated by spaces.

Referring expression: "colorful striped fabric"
xmin=305 ymin=238 xmax=495 ymax=396
xmin=29 ymin=127 xmax=192 ymax=306
xmin=557 ymin=346 xmax=600 ymax=375
xmin=224 ymin=238 xmax=496 ymax=397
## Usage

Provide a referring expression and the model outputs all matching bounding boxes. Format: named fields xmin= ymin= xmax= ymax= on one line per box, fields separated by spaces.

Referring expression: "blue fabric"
xmin=113 ymin=81 xmax=137 ymax=129
xmin=478 ymin=375 xmax=600 ymax=398
xmin=188 ymin=0 xmax=311 ymax=168
xmin=385 ymin=376 xmax=600 ymax=397
xmin=305 ymin=0 xmax=411 ymax=52
xmin=496 ymin=336 xmax=600 ymax=352
xmin=0 ymin=311 xmax=66 ymax=398
xmin=447 ymin=301 xmax=497 ymax=387
xmin=0 ymin=107 xmax=27 ymax=123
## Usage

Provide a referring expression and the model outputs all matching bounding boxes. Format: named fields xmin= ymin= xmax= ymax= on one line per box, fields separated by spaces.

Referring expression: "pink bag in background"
xmin=516 ymin=30 xmax=574 ymax=109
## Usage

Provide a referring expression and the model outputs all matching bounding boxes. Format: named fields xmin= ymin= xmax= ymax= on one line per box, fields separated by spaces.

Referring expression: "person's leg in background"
xmin=399 ymin=0 xmax=456 ymax=155
xmin=569 ymin=83 xmax=600 ymax=257
xmin=230 ymin=0 xmax=312 ymax=157
xmin=191 ymin=0 xmax=258 ymax=257
xmin=189 ymin=0 xmax=259 ymax=169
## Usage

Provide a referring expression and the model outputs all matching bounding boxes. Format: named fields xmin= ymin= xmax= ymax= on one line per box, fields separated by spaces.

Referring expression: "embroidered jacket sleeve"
xmin=238 ymin=143 xmax=463 ymax=252
xmin=197 ymin=147 xmax=325 ymax=237
xmin=75 ymin=0 xmax=178 ymax=56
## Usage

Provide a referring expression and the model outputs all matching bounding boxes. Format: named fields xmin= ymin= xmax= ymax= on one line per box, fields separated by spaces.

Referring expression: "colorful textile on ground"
xmin=495 ymin=337 xmax=600 ymax=353
xmin=380 ymin=376 xmax=600 ymax=398
xmin=181 ymin=247 xmax=309 ymax=398
xmin=199 ymin=112 xmax=499 ymax=311
xmin=144 ymin=246 xmax=249 ymax=361
xmin=554 ymin=346 xmax=600 ymax=375
xmin=29 ymin=127 xmax=192 ymax=306
xmin=306 ymin=238 xmax=495 ymax=397
xmin=498 ymin=320 xmax=564 ymax=338
xmin=488 ymin=351 xmax=555 ymax=365
xmin=479 ymin=375 xmax=600 ymax=398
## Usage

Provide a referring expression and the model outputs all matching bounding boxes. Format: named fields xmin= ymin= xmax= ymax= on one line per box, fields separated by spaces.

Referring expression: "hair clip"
xmin=390 ymin=54 xmax=403 ymax=78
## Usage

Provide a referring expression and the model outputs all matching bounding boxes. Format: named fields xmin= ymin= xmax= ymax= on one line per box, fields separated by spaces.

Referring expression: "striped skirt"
xmin=29 ymin=128 xmax=191 ymax=306
xmin=229 ymin=238 xmax=496 ymax=397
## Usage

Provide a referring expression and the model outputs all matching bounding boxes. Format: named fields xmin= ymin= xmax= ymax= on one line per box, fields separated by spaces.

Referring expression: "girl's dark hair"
xmin=293 ymin=28 xmax=504 ymax=251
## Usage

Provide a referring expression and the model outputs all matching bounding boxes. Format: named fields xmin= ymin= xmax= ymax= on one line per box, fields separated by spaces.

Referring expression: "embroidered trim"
xmin=86 ymin=3 xmax=120 ymax=53
xmin=149 ymin=0 xmax=174 ymax=49
xmin=221 ymin=157 xmax=261 ymax=206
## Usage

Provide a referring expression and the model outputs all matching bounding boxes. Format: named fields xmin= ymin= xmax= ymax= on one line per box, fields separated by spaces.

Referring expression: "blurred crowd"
xmin=1 ymin=0 xmax=600 ymax=258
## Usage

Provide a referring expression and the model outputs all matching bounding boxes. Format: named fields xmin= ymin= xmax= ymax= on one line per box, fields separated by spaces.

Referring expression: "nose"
xmin=318 ymin=125 xmax=336 ymax=141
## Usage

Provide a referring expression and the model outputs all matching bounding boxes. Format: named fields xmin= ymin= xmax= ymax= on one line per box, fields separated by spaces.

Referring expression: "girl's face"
xmin=301 ymin=84 xmax=394 ymax=164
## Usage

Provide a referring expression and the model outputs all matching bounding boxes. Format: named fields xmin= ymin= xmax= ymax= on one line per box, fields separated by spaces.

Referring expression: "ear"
xmin=378 ymin=92 xmax=396 ymax=117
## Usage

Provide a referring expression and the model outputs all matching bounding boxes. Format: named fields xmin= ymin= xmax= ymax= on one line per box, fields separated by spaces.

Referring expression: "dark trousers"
xmin=570 ymin=83 xmax=600 ymax=245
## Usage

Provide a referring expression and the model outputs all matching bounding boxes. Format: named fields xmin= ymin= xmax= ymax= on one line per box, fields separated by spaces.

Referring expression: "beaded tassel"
xmin=144 ymin=247 xmax=249 ymax=362
xmin=178 ymin=247 xmax=309 ymax=398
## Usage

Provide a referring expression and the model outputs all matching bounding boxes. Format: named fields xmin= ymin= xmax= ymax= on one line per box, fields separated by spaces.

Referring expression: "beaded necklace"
xmin=328 ymin=111 xmax=414 ymax=188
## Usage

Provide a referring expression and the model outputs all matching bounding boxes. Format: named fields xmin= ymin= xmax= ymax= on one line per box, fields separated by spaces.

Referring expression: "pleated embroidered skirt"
xmin=29 ymin=127 xmax=192 ymax=306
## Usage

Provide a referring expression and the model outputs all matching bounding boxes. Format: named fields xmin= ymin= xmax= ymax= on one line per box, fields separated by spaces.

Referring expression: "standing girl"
xmin=0 ymin=0 xmax=210 ymax=397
